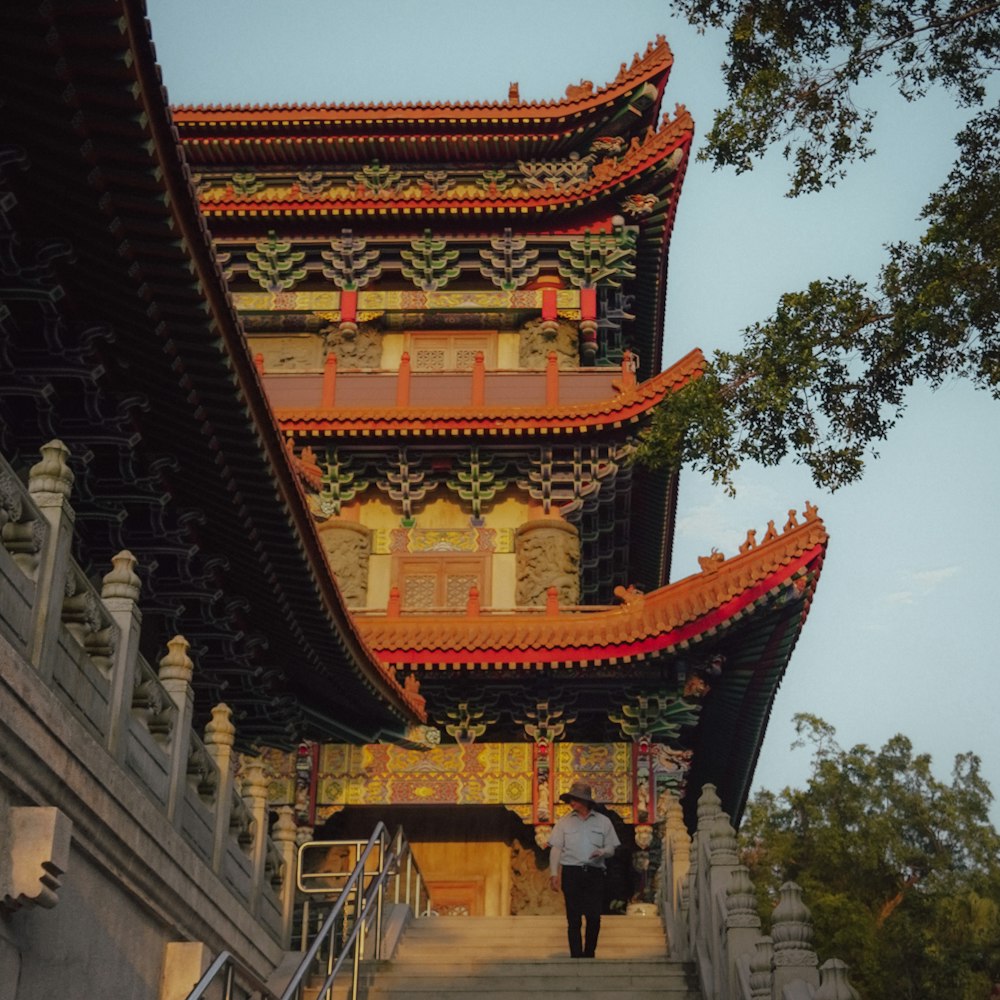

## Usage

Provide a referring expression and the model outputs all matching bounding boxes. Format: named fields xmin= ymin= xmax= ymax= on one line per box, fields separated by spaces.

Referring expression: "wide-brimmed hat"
xmin=560 ymin=781 xmax=598 ymax=807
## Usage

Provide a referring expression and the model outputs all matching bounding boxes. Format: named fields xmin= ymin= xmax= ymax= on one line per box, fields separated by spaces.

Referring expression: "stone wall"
xmin=0 ymin=443 xmax=291 ymax=1000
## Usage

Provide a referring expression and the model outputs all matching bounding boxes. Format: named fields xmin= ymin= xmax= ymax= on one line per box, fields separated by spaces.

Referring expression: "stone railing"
xmin=0 ymin=440 xmax=297 ymax=943
xmin=660 ymin=785 xmax=860 ymax=1000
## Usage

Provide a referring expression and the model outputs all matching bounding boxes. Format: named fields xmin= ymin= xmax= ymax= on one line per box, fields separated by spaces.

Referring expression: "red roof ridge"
xmin=353 ymin=504 xmax=828 ymax=665
xmin=172 ymin=36 xmax=672 ymax=121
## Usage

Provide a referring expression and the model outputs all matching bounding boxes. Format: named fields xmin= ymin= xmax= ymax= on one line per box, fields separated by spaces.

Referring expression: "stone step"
xmin=393 ymin=915 xmax=670 ymax=960
xmin=401 ymin=917 xmax=667 ymax=941
xmin=361 ymin=915 xmax=700 ymax=1000
xmin=369 ymin=990 xmax=701 ymax=1000
xmin=373 ymin=970 xmax=695 ymax=991
xmin=395 ymin=945 xmax=668 ymax=960
xmin=377 ymin=959 xmax=682 ymax=976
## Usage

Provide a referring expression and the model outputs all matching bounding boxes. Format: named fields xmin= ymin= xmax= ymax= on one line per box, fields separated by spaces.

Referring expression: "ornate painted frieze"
xmin=373 ymin=525 xmax=513 ymax=555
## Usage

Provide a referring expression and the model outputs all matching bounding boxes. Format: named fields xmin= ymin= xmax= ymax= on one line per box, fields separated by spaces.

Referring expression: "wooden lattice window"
xmin=407 ymin=332 xmax=495 ymax=372
xmin=395 ymin=554 xmax=490 ymax=609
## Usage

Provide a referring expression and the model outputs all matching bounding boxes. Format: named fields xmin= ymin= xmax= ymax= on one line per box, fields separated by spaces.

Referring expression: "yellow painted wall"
xmin=358 ymin=486 xmax=530 ymax=610
xmin=381 ymin=332 xmax=404 ymax=370
xmin=410 ymin=840 xmax=512 ymax=916
xmin=497 ymin=331 xmax=521 ymax=369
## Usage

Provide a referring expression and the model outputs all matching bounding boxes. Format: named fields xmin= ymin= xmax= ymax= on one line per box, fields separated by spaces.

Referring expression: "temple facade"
xmin=0 ymin=2 xmax=839 ymax=994
xmin=171 ymin=38 xmax=828 ymax=916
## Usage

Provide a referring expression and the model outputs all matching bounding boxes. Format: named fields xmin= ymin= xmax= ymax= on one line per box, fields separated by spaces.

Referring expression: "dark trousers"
xmin=561 ymin=865 xmax=605 ymax=957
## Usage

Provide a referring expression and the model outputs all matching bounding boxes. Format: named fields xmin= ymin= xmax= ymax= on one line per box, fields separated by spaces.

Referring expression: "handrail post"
xmin=352 ymin=899 xmax=365 ymax=1000
xmin=273 ymin=806 xmax=298 ymax=948
xmin=26 ymin=439 xmax=76 ymax=680
xmin=243 ymin=757 xmax=271 ymax=916
xmin=204 ymin=703 xmax=237 ymax=873
xmin=159 ymin=636 xmax=196 ymax=828
xmin=102 ymin=550 xmax=143 ymax=762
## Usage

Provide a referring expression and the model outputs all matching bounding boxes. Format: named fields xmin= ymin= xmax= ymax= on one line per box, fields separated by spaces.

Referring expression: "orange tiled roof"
xmin=173 ymin=36 xmax=672 ymax=123
xmin=274 ymin=349 xmax=704 ymax=437
xmin=356 ymin=506 xmax=828 ymax=668
xmin=195 ymin=110 xmax=692 ymax=218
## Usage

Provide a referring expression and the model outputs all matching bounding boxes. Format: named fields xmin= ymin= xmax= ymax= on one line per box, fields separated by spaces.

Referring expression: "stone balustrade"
xmin=0 ymin=440 xmax=295 ymax=943
xmin=660 ymin=784 xmax=860 ymax=1000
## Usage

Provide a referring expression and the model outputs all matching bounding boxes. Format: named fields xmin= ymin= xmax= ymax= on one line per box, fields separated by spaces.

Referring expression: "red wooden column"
xmin=546 ymin=351 xmax=559 ymax=405
xmin=321 ymin=352 xmax=337 ymax=407
xmin=396 ymin=352 xmax=411 ymax=406
xmin=471 ymin=351 xmax=486 ymax=406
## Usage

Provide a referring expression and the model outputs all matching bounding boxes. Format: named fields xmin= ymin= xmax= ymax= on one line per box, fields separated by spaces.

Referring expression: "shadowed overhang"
xmin=0 ymin=0 xmax=423 ymax=743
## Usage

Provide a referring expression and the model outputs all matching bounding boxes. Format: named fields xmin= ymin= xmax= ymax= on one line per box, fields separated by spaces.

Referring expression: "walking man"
xmin=548 ymin=780 xmax=620 ymax=958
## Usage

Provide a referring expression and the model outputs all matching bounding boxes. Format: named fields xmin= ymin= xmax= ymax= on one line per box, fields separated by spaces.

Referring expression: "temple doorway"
xmin=315 ymin=805 xmax=560 ymax=916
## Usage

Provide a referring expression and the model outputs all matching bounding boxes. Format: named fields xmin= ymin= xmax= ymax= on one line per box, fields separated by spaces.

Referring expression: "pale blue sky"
xmin=146 ymin=0 xmax=1000 ymax=821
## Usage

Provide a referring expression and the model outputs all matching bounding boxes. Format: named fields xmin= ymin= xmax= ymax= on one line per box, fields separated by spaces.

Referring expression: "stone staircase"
xmin=363 ymin=914 xmax=701 ymax=1000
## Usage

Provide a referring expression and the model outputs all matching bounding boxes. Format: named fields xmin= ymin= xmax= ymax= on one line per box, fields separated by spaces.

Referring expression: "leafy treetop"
xmin=742 ymin=714 xmax=1000 ymax=999
xmin=641 ymin=3 xmax=1000 ymax=491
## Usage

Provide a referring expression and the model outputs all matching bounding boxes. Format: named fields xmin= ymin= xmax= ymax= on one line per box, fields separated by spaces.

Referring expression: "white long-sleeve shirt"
xmin=548 ymin=809 xmax=620 ymax=875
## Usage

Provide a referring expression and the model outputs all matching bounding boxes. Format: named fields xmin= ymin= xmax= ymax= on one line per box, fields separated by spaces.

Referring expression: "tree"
xmin=741 ymin=714 xmax=1000 ymax=999
xmin=639 ymin=2 xmax=1000 ymax=490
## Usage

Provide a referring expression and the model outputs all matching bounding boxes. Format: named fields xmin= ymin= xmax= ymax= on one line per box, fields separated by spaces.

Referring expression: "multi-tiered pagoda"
xmin=173 ymin=37 xmax=827 ymax=915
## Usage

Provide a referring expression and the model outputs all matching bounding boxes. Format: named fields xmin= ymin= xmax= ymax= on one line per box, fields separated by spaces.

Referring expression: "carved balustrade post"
xmin=271 ymin=806 xmax=298 ymax=948
xmin=26 ymin=440 xmax=76 ymax=679
xmin=661 ymin=795 xmax=691 ymax=959
xmin=242 ymin=757 xmax=270 ymax=916
xmin=102 ymin=550 xmax=143 ymax=762
xmin=749 ymin=936 xmax=773 ymax=1000
xmin=690 ymin=785 xmax=722 ymax=985
xmin=158 ymin=636 xmax=196 ymax=827
xmin=707 ymin=810 xmax=740 ymax=1000
xmin=815 ymin=958 xmax=860 ymax=1000
xmin=272 ymin=805 xmax=298 ymax=948
xmin=725 ymin=865 xmax=762 ymax=1000
xmin=770 ymin=882 xmax=819 ymax=996
xmin=204 ymin=703 xmax=237 ymax=873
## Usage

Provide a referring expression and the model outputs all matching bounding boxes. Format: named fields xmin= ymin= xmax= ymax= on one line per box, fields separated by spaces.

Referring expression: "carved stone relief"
xmin=515 ymin=518 xmax=581 ymax=607
xmin=323 ymin=322 xmax=382 ymax=369
xmin=318 ymin=519 xmax=371 ymax=607
xmin=249 ymin=335 xmax=323 ymax=372
xmin=509 ymin=838 xmax=562 ymax=915
xmin=518 ymin=317 xmax=578 ymax=369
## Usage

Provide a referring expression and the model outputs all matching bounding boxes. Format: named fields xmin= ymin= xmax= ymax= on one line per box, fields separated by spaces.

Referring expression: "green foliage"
xmin=741 ymin=715 xmax=1000 ymax=999
xmin=641 ymin=4 xmax=1000 ymax=491
xmin=670 ymin=1 xmax=1000 ymax=195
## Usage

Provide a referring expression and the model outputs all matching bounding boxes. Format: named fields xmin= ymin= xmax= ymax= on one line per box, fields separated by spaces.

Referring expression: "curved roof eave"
xmin=172 ymin=35 xmax=674 ymax=128
xmin=275 ymin=348 xmax=705 ymax=438
xmin=357 ymin=509 xmax=828 ymax=666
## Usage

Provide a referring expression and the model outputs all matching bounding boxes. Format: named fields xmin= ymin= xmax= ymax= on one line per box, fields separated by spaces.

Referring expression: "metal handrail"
xmin=281 ymin=823 xmax=389 ymax=999
xmin=304 ymin=845 xmax=396 ymax=1000
xmin=184 ymin=949 xmax=278 ymax=1000
xmin=184 ymin=823 xmax=430 ymax=1000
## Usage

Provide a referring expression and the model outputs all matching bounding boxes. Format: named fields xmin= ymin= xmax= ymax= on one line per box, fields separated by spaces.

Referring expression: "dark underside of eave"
xmin=683 ymin=582 xmax=816 ymax=828
xmin=382 ymin=582 xmax=812 ymax=782
xmin=0 ymin=2 xmax=408 ymax=745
